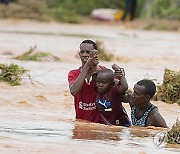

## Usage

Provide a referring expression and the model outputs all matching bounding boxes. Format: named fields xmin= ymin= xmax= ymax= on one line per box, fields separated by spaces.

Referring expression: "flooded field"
xmin=0 ymin=19 xmax=179 ymax=153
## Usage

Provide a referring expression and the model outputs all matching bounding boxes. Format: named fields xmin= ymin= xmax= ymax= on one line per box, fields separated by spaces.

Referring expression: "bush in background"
xmin=155 ymin=69 xmax=180 ymax=105
xmin=0 ymin=0 xmax=179 ymax=22
xmin=46 ymin=0 xmax=117 ymax=23
xmin=46 ymin=0 xmax=117 ymax=16
xmin=0 ymin=0 xmax=48 ymax=20
xmin=140 ymin=0 xmax=180 ymax=20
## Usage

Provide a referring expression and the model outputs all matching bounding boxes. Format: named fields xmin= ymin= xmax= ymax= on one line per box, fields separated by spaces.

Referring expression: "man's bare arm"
xmin=70 ymin=64 xmax=90 ymax=96
xmin=120 ymin=94 xmax=131 ymax=103
xmin=147 ymin=108 xmax=168 ymax=128
xmin=112 ymin=64 xmax=128 ymax=94
xmin=118 ymin=76 xmax=128 ymax=94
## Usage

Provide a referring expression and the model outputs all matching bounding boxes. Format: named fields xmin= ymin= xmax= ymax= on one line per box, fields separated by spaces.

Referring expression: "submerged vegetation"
xmin=155 ymin=69 xmax=180 ymax=105
xmin=16 ymin=46 xmax=60 ymax=62
xmin=0 ymin=63 xmax=29 ymax=86
xmin=167 ymin=119 xmax=180 ymax=144
xmin=96 ymin=40 xmax=131 ymax=62
xmin=96 ymin=40 xmax=114 ymax=61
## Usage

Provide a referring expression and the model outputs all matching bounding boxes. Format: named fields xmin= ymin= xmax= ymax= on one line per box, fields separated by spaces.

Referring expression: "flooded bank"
xmin=0 ymin=19 xmax=179 ymax=153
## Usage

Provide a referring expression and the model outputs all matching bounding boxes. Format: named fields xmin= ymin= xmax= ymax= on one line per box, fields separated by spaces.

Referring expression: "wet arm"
xmin=120 ymin=94 xmax=134 ymax=108
xmin=147 ymin=109 xmax=168 ymax=128
xmin=69 ymin=64 xmax=90 ymax=96
xmin=120 ymin=94 xmax=130 ymax=103
xmin=111 ymin=64 xmax=128 ymax=94
xmin=118 ymin=76 xmax=128 ymax=94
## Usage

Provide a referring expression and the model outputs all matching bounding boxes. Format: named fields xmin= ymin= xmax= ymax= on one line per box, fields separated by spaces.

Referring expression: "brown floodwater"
xmin=0 ymin=19 xmax=179 ymax=153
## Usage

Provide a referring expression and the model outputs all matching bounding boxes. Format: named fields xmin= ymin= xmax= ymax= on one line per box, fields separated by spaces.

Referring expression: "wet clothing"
xmin=96 ymin=85 xmax=130 ymax=126
xmin=68 ymin=66 xmax=104 ymax=123
xmin=131 ymin=104 xmax=157 ymax=127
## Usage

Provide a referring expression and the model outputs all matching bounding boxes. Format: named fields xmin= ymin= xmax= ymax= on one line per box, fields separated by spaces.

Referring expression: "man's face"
xmin=79 ymin=43 xmax=94 ymax=64
xmin=131 ymin=84 xmax=147 ymax=106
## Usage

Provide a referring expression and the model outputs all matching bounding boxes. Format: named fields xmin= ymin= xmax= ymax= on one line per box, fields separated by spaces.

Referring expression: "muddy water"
xmin=0 ymin=19 xmax=180 ymax=153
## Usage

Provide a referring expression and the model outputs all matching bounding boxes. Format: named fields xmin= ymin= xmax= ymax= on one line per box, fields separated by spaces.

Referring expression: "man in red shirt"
xmin=68 ymin=40 xmax=104 ymax=123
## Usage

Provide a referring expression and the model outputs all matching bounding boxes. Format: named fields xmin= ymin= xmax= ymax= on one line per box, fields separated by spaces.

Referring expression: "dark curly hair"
xmin=80 ymin=39 xmax=97 ymax=50
xmin=137 ymin=79 xmax=156 ymax=99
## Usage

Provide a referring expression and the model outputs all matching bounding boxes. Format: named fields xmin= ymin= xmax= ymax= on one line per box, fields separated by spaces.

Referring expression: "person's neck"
xmin=136 ymin=101 xmax=151 ymax=112
xmin=99 ymin=88 xmax=111 ymax=98
xmin=99 ymin=92 xmax=106 ymax=98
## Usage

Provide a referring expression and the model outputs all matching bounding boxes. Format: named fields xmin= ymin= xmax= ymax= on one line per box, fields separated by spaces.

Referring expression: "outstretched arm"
xmin=112 ymin=64 xmax=128 ymax=94
xmin=120 ymin=94 xmax=130 ymax=103
xmin=120 ymin=94 xmax=134 ymax=108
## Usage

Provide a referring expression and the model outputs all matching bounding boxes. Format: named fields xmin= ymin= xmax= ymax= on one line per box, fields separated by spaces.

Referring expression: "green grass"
xmin=140 ymin=0 xmax=180 ymax=20
xmin=46 ymin=7 xmax=80 ymax=23
xmin=0 ymin=63 xmax=29 ymax=86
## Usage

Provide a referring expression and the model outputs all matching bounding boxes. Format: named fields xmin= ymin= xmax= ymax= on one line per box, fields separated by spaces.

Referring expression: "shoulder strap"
xmin=144 ymin=104 xmax=157 ymax=126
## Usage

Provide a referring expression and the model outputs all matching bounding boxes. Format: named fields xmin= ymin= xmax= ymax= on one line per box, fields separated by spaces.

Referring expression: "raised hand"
xmin=86 ymin=50 xmax=99 ymax=68
xmin=112 ymin=64 xmax=125 ymax=79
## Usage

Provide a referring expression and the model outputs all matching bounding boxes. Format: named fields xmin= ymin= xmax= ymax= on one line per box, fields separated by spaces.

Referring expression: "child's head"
xmin=96 ymin=69 xmax=114 ymax=93
xmin=131 ymin=79 xmax=156 ymax=106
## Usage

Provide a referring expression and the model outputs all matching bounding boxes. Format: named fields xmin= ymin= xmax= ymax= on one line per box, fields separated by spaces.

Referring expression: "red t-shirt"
xmin=96 ymin=85 xmax=130 ymax=126
xmin=68 ymin=67 xmax=104 ymax=123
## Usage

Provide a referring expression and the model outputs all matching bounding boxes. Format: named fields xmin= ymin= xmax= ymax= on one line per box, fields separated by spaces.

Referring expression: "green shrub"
xmin=47 ymin=7 xmax=80 ymax=23
xmin=0 ymin=63 xmax=29 ymax=86
xmin=140 ymin=0 xmax=180 ymax=20
xmin=156 ymin=69 xmax=180 ymax=105
xmin=0 ymin=0 xmax=179 ymax=22
xmin=167 ymin=119 xmax=180 ymax=144
xmin=46 ymin=0 xmax=117 ymax=16
xmin=0 ymin=0 xmax=48 ymax=20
